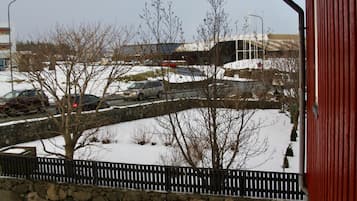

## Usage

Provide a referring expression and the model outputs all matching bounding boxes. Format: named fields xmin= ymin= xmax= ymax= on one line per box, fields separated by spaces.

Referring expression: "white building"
xmin=0 ymin=27 xmax=16 ymax=70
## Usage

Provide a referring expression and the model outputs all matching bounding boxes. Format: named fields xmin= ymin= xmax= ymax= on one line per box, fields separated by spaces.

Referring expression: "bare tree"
xmin=158 ymin=0 xmax=266 ymax=170
xmin=136 ymin=0 xmax=185 ymax=98
xmin=17 ymin=23 xmax=132 ymax=159
xmin=270 ymin=49 xmax=299 ymax=141
xmin=139 ymin=0 xmax=183 ymax=44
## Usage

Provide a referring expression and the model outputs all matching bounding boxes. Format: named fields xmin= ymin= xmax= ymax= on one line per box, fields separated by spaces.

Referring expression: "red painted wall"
xmin=306 ymin=0 xmax=356 ymax=201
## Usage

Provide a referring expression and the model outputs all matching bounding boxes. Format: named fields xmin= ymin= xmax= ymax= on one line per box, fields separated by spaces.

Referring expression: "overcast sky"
xmin=0 ymin=0 xmax=305 ymax=42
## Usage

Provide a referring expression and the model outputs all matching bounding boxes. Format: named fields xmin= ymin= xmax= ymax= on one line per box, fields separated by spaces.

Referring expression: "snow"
xmin=15 ymin=109 xmax=299 ymax=173
xmin=223 ymin=59 xmax=272 ymax=70
xmin=0 ymin=65 xmax=299 ymax=173
xmin=176 ymin=41 xmax=213 ymax=52
xmin=1 ymin=148 xmax=27 ymax=154
xmin=0 ymin=71 xmax=32 ymax=97
xmin=0 ymin=65 xmax=206 ymax=99
xmin=0 ymin=63 xmax=276 ymax=100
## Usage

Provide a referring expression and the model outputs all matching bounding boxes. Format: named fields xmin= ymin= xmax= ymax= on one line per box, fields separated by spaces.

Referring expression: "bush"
xmin=101 ymin=138 xmax=112 ymax=144
xmin=89 ymin=136 xmax=99 ymax=143
xmin=164 ymin=142 xmax=172 ymax=146
xmin=290 ymin=127 xmax=298 ymax=142
xmin=285 ymin=144 xmax=294 ymax=157
xmin=132 ymin=129 xmax=153 ymax=145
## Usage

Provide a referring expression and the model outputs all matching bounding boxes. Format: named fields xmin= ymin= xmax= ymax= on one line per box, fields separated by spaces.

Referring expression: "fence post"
xmin=64 ymin=159 xmax=75 ymax=183
xmin=93 ymin=161 xmax=98 ymax=185
xmin=25 ymin=157 xmax=31 ymax=180
xmin=239 ymin=171 xmax=246 ymax=196
xmin=165 ymin=166 xmax=171 ymax=192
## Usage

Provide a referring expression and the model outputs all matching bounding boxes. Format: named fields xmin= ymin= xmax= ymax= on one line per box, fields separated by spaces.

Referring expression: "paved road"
xmin=0 ymin=81 xmax=255 ymax=124
xmin=0 ymin=89 xmax=202 ymax=124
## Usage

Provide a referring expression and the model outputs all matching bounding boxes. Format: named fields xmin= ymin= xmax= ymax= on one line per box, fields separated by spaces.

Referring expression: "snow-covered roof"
xmin=176 ymin=41 xmax=214 ymax=52
xmin=176 ymin=34 xmax=299 ymax=53
xmin=223 ymin=34 xmax=299 ymax=52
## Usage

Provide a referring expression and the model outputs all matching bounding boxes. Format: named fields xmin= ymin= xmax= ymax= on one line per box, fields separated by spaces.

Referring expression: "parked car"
xmin=0 ymin=89 xmax=49 ymax=116
xmin=161 ymin=61 xmax=177 ymax=68
xmin=121 ymin=80 xmax=164 ymax=101
xmin=57 ymin=94 xmax=109 ymax=113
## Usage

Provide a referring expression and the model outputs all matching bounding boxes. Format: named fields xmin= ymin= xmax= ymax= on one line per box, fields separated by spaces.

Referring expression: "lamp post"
xmin=248 ymin=14 xmax=265 ymax=68
xmin=8 ymin=0 xmax=17 ymax=92
xmin=235 ymin=20 xmax=239 ymax=61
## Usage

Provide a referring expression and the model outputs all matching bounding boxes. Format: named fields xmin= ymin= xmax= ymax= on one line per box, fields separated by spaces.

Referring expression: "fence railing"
xmin=0 ymin=155 xmax=304 ymax=200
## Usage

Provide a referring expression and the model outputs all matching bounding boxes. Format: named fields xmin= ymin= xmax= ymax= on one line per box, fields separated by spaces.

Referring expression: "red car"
xmin=0 ymin=89 xmax=49 ymax=116
xmin=161 ymin=62 xmax=177 ymax=68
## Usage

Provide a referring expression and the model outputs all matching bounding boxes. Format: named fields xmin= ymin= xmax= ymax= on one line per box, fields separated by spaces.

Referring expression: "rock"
xmin=58 ymin=188 xmax=67 ymax=200
xmin=33 ymin=183 xmax=48 ymax=198
xmin=0 ymin=190 xmax=21 ymax=201
xmin=224 ymin=198 xmax=234 ymax=201
xmin=27 ymin=192 xmax=47 ymax=201
xmin=223 ymin=198 xmax=235 ymax=201
xmin=12 ymin=183 xmax=29 ymax=194
xmin=208 ymin=197 xmax=224 ymax=201
xmin=72 ymin=191 xmax=92 ymax=201
xmin=93 ymin=196 xmax=107 ymax=201
xmin=106 ymin=192 xmax=118 ymax=201
xmin=190 ymin=199 xmax=206 ymax=201
xmin=0 ymin=179 xmax=14 ymax=190
xmin=68 ymin=186 xmax=76 ymax=196
xmin=46 ymin=184 xmax=59 ymax=201
xmin=126 ymin=191 xmax=143 ymax=201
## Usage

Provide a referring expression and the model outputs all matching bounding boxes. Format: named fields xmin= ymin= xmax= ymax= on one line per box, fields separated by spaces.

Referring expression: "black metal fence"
xmin=0 ymin=155 xmax=304 ymax=200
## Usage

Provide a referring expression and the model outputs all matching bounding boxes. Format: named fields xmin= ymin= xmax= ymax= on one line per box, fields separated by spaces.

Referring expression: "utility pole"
xmin=248 ymin=14 xmax=264 ymax=68
xmin=8 ymin=0 xmax=17 ymax=92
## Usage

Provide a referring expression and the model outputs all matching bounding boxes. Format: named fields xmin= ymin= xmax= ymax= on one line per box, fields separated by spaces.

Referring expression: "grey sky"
xmin=0 ymin=0 xmax=305 ymax=41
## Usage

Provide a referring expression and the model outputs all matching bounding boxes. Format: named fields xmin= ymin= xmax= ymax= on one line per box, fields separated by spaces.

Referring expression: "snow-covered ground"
xmin=15 ymin=109 xmax=299 ymax=173
xmin=0 ymin=66 xmax=207 ymax=99
xmin=223 ymin=59 xmax=269 ymax=70
xmin=0 ymin=65 xmax=298 ymax=173
xmin=0 ymin=60 xmax=285 ymax=98
xmin=0 ymin=71 xmax=31 ymax=96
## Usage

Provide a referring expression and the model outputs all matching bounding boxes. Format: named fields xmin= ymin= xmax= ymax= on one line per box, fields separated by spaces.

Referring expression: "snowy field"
xmin=16 ymin=109 xmax=299 ymax=173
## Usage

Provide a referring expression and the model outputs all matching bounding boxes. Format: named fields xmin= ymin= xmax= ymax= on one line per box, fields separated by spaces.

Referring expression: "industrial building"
xmin=121 ymin=34 xmax=299 ymax=66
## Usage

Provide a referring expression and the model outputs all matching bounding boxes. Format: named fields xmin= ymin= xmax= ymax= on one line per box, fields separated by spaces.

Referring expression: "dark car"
xmin=0 ymin=89 xmax=49 ymax=116
xmin=57 ymin=94 xmax=109 ymax=113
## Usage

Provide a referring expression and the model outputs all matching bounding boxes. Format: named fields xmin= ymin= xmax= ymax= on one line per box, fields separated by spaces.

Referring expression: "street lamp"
xmin=8 ymin=0 xmax=17 ymax=92
xmin=248 ymin=14 xmax=265 ymax=68
xmin=234 ymin=20 xmax=239 ymax=61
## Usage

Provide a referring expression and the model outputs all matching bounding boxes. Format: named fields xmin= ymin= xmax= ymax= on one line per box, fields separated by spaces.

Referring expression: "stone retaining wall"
xmin=0 ymin=178 xmax=273 ymax=201
xmin=0 ymin=99 xmax=280 ymax=148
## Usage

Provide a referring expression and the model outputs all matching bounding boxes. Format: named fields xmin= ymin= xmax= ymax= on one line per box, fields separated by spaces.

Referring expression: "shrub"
xmin=164 ymin=142 xmax=172 ymax=146
xmin=89 ymin=136 xmax=99 ymax=143
xmin=101 ymin=138 xmax=112 ymax=144
xmin=290 ymin=127 xmax=298 ymax=142
xmin=282 ymin=156 xmax=290 ymax=169
xmin=285 ymin=144 xmax=294 ymax=157
xmin=132 ymin=129 xmax=153 ymax=145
